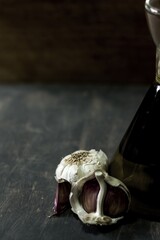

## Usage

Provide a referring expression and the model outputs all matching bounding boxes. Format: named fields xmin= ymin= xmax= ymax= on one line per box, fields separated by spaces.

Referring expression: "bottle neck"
xmin=156 ymin=46 xmax=160 ymax=83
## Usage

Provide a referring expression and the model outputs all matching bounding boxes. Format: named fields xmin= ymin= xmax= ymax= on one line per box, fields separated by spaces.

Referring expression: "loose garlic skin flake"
xmin=53 ymin=149 xmax=131 ymax=226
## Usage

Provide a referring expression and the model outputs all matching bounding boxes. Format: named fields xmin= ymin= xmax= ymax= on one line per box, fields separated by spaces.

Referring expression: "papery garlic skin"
xmin=55 ymin=149 xmax=109 ymax=184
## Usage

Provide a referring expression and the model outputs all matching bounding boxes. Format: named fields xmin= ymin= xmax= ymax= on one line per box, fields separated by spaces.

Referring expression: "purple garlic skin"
xmin=52 ymin=149 xmax=131 ymax=225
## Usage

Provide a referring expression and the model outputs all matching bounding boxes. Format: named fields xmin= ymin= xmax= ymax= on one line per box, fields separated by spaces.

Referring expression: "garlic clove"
xmin=80 ymin=178 xmax=99 ymax=213
xmin=103 ymin=184 xmax=130 ymax=218
xmin=53 ymin=181 xmax=71 ymax=215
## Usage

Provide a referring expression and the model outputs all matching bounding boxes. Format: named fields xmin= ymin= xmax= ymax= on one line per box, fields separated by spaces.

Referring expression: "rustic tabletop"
xmin=0 ymin=84 xmax=159 ymax=240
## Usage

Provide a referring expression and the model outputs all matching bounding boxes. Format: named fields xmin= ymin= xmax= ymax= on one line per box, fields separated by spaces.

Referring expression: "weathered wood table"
xmin=0 ymin=84 xmax=159 ymax=240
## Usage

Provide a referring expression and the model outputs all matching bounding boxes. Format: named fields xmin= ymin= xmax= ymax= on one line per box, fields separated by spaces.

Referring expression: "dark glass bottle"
xmin=110 ymin=82 xmax=160 ymax=217
xmin=110 ymin=0 xmax=160 ymax=218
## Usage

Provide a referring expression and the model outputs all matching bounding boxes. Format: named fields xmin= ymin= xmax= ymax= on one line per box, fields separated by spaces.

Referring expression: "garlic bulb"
xmin=52 ymin=149 xmax=131 ymax=225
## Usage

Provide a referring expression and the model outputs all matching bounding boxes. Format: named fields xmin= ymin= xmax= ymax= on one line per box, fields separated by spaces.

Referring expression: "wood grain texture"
xmin=0 ymin=84 xmax=160 ymax=240
xmin=0 ymin=0 xmax=155 ymax=83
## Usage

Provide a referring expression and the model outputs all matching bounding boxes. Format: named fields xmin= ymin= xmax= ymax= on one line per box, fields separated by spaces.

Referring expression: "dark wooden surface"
xmin=0 ymin=0 xmax=155 ymax=84
xmin=1 ymin=84 xmax=160 ymax=240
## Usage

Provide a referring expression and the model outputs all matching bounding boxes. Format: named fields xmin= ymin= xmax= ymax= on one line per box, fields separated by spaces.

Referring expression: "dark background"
xmin=0 ymin=0 xmax=155 ymax=84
